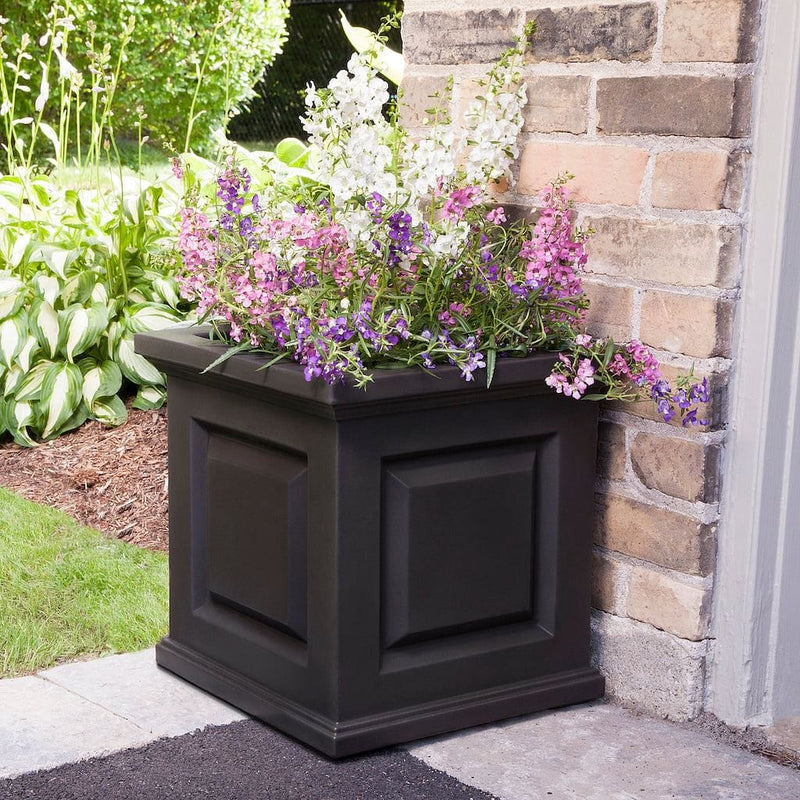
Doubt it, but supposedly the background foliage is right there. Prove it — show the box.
[2,0,289,151]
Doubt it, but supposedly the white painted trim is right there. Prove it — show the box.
[710,0,800,726]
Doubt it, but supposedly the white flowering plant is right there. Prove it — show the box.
[175,26,708,426]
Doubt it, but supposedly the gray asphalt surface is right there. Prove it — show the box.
[0,720,498,800]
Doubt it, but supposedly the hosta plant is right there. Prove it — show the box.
[0,174,192,445]
[175,32,709,426]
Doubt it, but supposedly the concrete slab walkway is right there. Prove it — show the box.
[2,648,799,799]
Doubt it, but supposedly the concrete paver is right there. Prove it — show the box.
[0,649,246,779]
[41,649,247,738]
[406,702,800,800]
[0,675,152,778]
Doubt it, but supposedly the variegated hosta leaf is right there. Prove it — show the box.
[0,315,26,369]
[8,399,37,447]
[29,299,60,358]
[16,335,38,373]
[91,282,109,304]
[59,303,108,362]
[106,320,124,360]
[11,399,34,429]
[0,290,26,322]
[4,365,23,395]
[32,274,61,306]
[60,270,97,306]
[13,359,53,402]
[116,335,164,386]
[0,273,24,298]
[57,402,90,439]
[152,277,180,309]
[90,394,128,427]
[40,361,83,439]
[81,360,122,407]
[0,177,24,204]
[26,244,76,279]
[1,231,32,269]
[126,302,183,333]
[131,384,166,411]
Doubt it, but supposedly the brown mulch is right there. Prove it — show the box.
[0,406,169,551]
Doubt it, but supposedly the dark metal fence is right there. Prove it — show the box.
[227,0,403,144]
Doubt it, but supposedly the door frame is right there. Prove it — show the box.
[710,0,800,726]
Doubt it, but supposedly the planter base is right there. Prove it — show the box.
[156,636,604,758]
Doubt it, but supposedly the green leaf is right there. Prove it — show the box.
[201,340,251,374]
[116,335,164,386]
[602,338,615,367]
[56,401,90,438]
[90,394,128,427]
[274,138,311,168]
[40,361,83,439]
[131,384,166,411]
[339,10,404,85]
[81,360,123,406]
[64,190,86,222]
[486,347,497,388]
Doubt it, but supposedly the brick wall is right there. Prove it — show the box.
[401,0,759,719]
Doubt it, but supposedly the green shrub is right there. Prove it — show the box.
[1,0,289,152]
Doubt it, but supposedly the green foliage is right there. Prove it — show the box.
[229,0,401,142]
[0,170,193,444]
[0,487,168,678]
[1,0,289,152]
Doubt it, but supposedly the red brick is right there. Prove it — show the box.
[585,217,738,288]
[518,141,648,206]
[640,291,735,359]
[594,493,715,575]
[526,3,657,63]
[596,76,747,137]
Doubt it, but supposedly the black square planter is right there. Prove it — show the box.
[136,326,604,757]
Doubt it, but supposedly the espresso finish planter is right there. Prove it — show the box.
[136,325,604,757]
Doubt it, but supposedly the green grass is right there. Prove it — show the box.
[0,487,168,678]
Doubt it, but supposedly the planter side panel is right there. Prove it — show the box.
[334,391,600,722]
[161,376,340,720]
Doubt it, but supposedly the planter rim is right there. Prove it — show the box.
[136,324,560,409]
